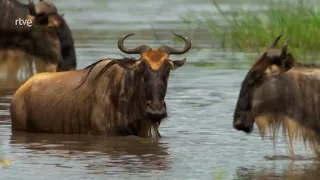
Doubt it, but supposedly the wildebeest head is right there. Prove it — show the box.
[28,0,77,71]
[115,33,191,122]
[233,35,296,133]
[27,0,56,26]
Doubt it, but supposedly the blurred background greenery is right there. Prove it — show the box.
[181,0,320,62]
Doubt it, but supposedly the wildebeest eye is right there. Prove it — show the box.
[271,56,283,65]
[35,13,45,18]
[166,66,170,73]
[143,72,149,81]
[164,61,170,72]
[35,13,49,25]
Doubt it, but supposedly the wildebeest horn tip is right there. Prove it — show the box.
[282,36,290,49]
[284,36,290,45]
[270,34,283,48]
[281,36,290,57]
[160,33,191,55]
[28,0,36,16]
[118,34,151,55]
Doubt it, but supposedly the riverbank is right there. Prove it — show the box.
[182,0,320,62]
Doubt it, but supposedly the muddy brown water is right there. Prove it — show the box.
[1,0,320,179]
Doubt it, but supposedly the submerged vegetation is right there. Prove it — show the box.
[182,0,320,61]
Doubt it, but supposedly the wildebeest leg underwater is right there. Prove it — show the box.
[233,34,320,159]
[10,33,191,138]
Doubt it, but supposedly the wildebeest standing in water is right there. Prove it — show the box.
[10,33,191,138]
[0,0,76,87]
[233,35,320,159]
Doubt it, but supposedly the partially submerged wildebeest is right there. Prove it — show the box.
[10,33,191,138]
[0,0,76,86]
[233,35,320,158]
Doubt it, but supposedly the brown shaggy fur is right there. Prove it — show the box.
[0,0,76,87]
[234,35,320,159]
[10,60,153,136]
[0,26,61,87]
[10,56,183,137]
[10,33,190,138]
[253,64,320,158]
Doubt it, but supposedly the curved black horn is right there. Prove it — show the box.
[28,0,36,16]
[281,37,290,57]
[270,34,282,48]
[159,34,191,55]
[117,34,151,54]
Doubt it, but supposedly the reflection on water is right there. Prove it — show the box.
[1,0,320,179]
[237,162,320,180]
[10,132,170,174]
[0,60,34,89]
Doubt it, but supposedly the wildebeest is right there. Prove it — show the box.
[10,33,191,138]
[233,35,320,158]
[0,0,76,86]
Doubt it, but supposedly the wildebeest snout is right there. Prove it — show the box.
[233,111,254,133]
[146,100,166,117]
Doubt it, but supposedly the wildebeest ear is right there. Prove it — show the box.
[279,37,294,72]
[282,53,295,72]
[169,58,186,70]
[135,60,145,72]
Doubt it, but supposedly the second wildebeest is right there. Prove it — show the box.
[10,33,191,138]
[233,35,320,158]
[0,0,76,87]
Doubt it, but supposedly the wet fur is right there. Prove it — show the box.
[10,58,163,138]
[0,0,30,31]
[0,28,61,62]
[0,0,60,60]
[244,53,320,158]
[53,14,77,71]
[76,57,139,89]
[0,0,76,85]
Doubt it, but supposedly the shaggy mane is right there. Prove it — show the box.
[76,57,139,89]
[255,114,320,159]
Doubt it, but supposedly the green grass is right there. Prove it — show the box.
[213,168,224,180]
[191,61,218,67]
[182,0,320,62]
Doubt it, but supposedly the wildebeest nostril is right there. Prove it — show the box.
[234,118,242,126]
[146,100,165,111]
[146,100,164,110]
[145,100,151,106]
[154,101,163,109]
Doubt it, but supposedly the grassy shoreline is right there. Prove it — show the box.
[182,0,320,62]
